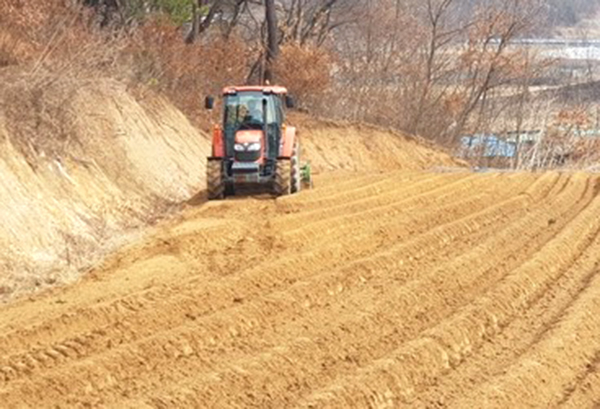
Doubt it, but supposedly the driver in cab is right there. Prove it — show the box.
[243,99,263,124]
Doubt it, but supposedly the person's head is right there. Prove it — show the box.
[248,99,258,112]
[237,105,248,122]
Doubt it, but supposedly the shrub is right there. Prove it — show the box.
[273,43,333,109]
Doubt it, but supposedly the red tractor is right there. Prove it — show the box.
[205,85,309,200]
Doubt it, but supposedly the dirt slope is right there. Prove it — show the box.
[0,77,461,301]
[0,170,599,408]
[0,76,211,300]
[292,114,462,173]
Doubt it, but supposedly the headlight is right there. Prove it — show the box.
[247,142,261,151]
[234,142,261,152]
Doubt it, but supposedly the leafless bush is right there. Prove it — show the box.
[128,20,250,128]
[273,43,332,108]
[2,0,598,165]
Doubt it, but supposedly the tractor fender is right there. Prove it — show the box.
[279,125,297,158]
[212,125,225,157]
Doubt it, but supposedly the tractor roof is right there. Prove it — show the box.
[222,85,288,95]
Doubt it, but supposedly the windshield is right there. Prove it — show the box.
[223,92,278,131]
[222,91,284,159]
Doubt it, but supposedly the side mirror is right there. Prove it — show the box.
[285,95,296,109]
[205,96,215,110]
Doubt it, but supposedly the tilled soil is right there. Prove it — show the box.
[1,170,599,408]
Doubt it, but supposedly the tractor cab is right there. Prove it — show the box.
[205,86,308,200]
[222,88,287,172]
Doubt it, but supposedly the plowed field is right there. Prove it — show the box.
[1,170,600,408]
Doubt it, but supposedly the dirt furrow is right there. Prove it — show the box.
[277,171,431,213]
[32,172,576,403]
[0,172,544,404]
[274,172,461,229]
[276,173,468,233]
[1,171,599,409]
[414,219,600,408]
[113,173,582,407]
[450,266,600,409]
[0,173,525,364]
[0,174,530,388]
[558,351,600,409]
[281,173,502,245]
[299,173,600,408]
[291,174,539,254]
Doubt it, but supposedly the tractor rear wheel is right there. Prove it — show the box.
[274,159,292,196]
[291,142,301,194]
[207,159,225,200]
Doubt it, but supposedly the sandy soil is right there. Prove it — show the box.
[0,170,599,408]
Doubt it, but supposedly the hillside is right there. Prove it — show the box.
[0,75,208,299]
[0,74,461,301]
[292,114,461,173]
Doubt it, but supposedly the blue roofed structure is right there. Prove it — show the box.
[460,134,517,158]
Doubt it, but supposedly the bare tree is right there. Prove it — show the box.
[409,0,457,135]
[264,0,279,83]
